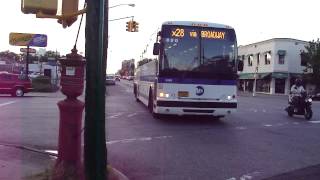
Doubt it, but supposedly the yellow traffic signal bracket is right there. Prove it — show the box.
[21,0,87,28]
[36,8,87,20]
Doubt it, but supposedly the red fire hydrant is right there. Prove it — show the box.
[54,48,85,180]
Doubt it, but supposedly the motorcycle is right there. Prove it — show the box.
[285,92,313,120]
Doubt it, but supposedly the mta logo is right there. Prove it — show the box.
[196,86,204,96]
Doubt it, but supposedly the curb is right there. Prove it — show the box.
[0,143,129,180]
[108,166,129,180]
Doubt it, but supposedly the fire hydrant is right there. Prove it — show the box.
[54,48,85,180]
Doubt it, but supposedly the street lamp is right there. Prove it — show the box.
[109,3,135,9]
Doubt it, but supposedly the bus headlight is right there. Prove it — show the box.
[227,96,232,100]
[159,92,170,98]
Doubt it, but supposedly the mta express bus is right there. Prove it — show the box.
[134,21,243,118]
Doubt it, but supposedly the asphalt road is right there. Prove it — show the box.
[107,80,320,180]
[0,81,320,180]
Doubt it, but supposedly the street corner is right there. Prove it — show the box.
[0,144,54,180]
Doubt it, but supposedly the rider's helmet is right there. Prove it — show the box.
[295,78,302,86]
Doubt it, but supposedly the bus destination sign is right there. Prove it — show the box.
[171,28,226,39]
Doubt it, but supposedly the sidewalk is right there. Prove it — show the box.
[238,91,288,99]
[0,144,54,180]
[0,143,129,180]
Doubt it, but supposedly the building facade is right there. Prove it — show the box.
[238,38,308,95]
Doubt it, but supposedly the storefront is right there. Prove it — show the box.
[238,72,301,95]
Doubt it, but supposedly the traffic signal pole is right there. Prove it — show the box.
[84,0,108,179]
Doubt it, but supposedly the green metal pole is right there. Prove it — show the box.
[84,0,108,179]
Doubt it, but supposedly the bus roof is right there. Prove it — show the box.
[162,21,234,29]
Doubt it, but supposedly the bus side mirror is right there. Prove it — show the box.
[238,60,244,71]
[153,43,160,55]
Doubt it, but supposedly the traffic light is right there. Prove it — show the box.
[132,21,139,32]
[126,21,133,32]
[21,0,58,15]
[58,0,79,28]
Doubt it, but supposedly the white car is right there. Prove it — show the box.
[106,74,116,85]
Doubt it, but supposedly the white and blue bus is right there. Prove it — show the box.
[134,21,243,118]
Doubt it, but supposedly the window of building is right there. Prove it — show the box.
[277,50,286,65]
[278,54,285,64]
[264,51,271,65]
[248,55,253,66]
[257,53,260,66]
[300,51,308,66]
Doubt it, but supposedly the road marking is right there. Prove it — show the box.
[309,121,320,124]
[106,135,172,145]
[0,101,16,108]
[226,171,261,180]
[108,113,124,119]
[127,113,138,117]
[235,126,247,130]
[262,109,267,113]
[263,124,273,127]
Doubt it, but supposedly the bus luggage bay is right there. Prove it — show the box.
[134,21,243,118]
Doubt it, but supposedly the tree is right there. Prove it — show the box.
[39,50,60,62]
[0,50,20,64]
[137,58,153,67]
[302,39,320,92]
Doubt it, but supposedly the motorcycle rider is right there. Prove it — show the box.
[290,78,306,108]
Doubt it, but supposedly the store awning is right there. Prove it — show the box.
[238,73,255,79]
[238,73,271,80]
[289,73,302,78]
[257,73,271,79]
[272,72,288,79]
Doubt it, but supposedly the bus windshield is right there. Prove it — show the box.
[160,25,237,79]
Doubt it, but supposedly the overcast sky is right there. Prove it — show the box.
[1,0,319,73]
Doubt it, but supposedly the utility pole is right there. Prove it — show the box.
[26,45,30,76]
[84,0,108,179]
[253,66,258,96]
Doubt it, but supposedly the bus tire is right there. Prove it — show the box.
[134,85,140,102]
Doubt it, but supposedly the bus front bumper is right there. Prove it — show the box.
[154,100,237,116]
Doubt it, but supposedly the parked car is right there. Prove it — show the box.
[128,76,134,81]
[115,75,120,81]
[28,71,41,79]
[0,72,33,97]
[312,93,320,101]
[106,74,116,85]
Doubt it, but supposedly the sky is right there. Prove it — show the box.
[1,0,319,73]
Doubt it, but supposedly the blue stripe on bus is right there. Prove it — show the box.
[158,77,236,85]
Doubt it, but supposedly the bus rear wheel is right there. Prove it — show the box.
[134,85,140,102]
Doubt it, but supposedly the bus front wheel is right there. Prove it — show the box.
[148,90,160,119]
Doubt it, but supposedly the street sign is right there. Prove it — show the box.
[9,33,47,47]
[20,48,36,53]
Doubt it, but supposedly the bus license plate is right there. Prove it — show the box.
[178,91,189,97]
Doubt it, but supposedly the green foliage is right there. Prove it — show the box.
[0,50,20,63]
[138,58,153,67]
[31,76,59,92]
[302,39,320,91]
